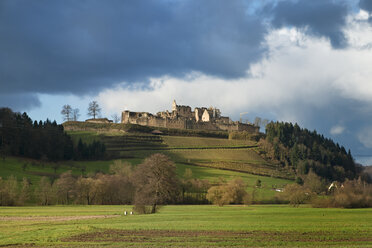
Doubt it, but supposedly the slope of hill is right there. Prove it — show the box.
[66,128,294,179]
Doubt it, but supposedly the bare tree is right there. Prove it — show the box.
[132,154,180,214]
[87,101,101,119]
[35,177,54,205]
[61,105,72,121]
[0,175,18,206]
[18,177,31,205]
[54,171,76,204]
[111,113,121,123]
[75,177,98,205]
[72,108,80,121]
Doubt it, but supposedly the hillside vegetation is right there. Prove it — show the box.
[66,129,293,179]
[0,108,105,161]
[258,122,359,182]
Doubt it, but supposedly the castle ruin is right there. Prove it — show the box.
[121,100,259,133]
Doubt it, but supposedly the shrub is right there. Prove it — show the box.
[206,186,225,206]
[278,183,313,207]
[206,178,249,206]
[303,170,326,194]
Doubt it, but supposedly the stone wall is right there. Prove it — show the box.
[148,116,167,128]
[176,105,193,118]
[185,120,219,131]
[166,119,186,129]
[121,103,259,134]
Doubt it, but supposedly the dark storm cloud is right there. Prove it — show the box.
[0,93,41,112]
[0,0,265,98]
[359,0,372,12]
[359,0,372,23]
[267,0,349,48]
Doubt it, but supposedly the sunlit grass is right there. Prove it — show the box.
[0,205,371,247]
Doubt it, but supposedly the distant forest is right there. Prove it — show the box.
[259,122,362,182]
[0,108,105,161]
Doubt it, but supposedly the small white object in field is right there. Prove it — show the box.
[124,211,127,216]
[130,211,133,215]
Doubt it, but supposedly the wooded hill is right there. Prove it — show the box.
[0,108,105,161]
[257,122,362,182]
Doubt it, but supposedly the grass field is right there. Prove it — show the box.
[0,205,371,247]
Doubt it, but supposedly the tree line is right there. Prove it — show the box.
[0,108,105,161]
[278,170,372,208]
[259,122,361,182]
[1,153,370,209]
[0,154,250,211]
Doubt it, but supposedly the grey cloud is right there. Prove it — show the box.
[278,98,372,158]
[0,0,265,97]
[0,93,41,111]
[267,0,349,48]
[359,0,372,12]
[359,0,372,23]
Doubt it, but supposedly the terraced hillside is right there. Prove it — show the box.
[67,130,294,179]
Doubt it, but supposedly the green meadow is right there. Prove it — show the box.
[0,205,371,247]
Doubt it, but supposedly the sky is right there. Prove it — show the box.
[1,0,372,164]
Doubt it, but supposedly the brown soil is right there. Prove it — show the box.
[63,229,372,244]
[0,215,119,222]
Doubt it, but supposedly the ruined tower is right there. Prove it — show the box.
[172,100,177,112]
